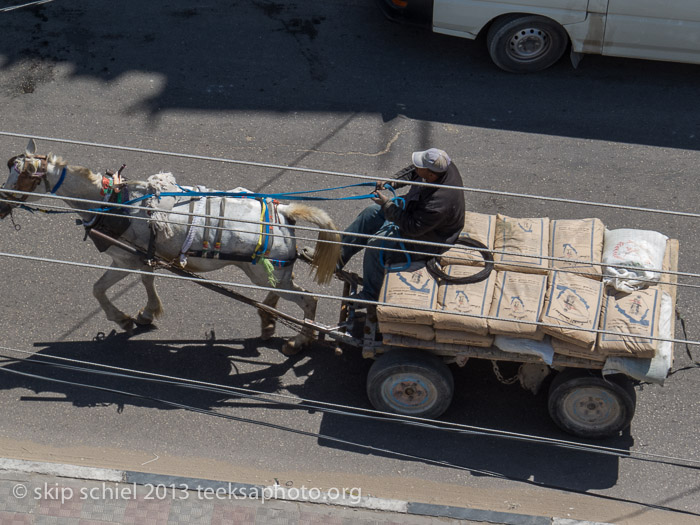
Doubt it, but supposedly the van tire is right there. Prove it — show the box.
[487,15,568,73]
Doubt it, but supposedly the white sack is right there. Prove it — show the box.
[602,228,668,292]
[493,335,554,365]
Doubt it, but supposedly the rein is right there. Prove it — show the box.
[114,182,381,209]
[8,170,420,273]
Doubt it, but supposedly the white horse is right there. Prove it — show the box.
[1,139,341,355]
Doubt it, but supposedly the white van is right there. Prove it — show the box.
[376,0,700,72]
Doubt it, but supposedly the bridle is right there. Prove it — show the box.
[3,154,65,203]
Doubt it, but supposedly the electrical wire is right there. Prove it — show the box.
[0,0,54,13]
[2,130,700,219]
[1,343,698,469]
[0,359,697,518]
[1,191,694,286]
[0,249,697,348]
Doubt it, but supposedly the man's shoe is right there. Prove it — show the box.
[345,289,376,309]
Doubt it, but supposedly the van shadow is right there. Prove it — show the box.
[2,1,699,150]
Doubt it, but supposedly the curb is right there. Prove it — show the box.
[0,457,611,525]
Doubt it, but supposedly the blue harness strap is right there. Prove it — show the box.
[251,198,274,264]
[50,167,66,194]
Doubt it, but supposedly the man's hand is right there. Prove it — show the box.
[371,188,390,206]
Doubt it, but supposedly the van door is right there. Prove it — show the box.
[433,0,589,39]
[603,0,700,64]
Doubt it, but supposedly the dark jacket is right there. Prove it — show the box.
[382,163,465,255]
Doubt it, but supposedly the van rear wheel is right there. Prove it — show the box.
[487,15,568,73]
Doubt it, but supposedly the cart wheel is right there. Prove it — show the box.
[548,370,636,439]
[367,350,454,419]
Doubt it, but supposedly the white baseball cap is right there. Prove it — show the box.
[412,148,451,173]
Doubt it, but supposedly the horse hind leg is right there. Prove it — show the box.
[241,264,317,355]
[279,280,318,357]
[258,291,279,340]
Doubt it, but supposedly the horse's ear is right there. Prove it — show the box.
[26,139,37,156]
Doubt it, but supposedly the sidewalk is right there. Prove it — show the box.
[0,458,606,525]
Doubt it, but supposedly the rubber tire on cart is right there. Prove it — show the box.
[547,369,636,439]
[367,349,454,420]
[486,15,568,73]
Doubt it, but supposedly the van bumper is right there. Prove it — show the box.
[375,0,434,28]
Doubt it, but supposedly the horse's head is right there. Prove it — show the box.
[0,139,50,218]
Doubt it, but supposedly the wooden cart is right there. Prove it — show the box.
[330,240,680,440]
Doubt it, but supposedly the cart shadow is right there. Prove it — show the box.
[0,333,631,492]
[304,358,634,492]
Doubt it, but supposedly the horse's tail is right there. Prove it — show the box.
[284,203,341,285]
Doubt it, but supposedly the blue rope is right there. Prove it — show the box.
[378,186,411,271]
[378,226,412,272]
[126,182,378,206]
[21,182,382,216]
[86,182,381,214]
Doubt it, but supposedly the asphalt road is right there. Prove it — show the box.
[0,1,699,523]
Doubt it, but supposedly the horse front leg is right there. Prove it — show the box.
[135,272,163,326]
[93,263,136,332]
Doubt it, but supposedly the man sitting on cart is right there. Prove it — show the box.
[336,148,466,303]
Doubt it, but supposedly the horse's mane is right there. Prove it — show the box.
[48,153,101,183]
[146,172,178,192]
[144,172,179,239]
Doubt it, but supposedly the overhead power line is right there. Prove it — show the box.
[0,191,692,284]
[0,354,697,518]
[2,130,700,218]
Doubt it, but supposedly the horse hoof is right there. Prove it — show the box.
[118,318,135,333]
[260,325,276,341]
[281,341,304,356]
[135,312,154,326]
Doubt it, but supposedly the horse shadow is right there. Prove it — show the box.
[0,330,301,413]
